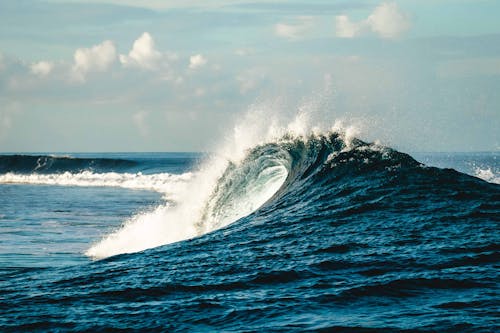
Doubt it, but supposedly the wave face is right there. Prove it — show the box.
[84,133,425,259]
[1,133,499,331]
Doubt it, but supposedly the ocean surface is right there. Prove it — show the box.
[0,133,498,332]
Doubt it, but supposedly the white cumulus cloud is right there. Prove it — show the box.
[274,17,313,40]
[120,32,162,70]
[335,2,410,39]
[189,54,207,70]
[335,15,362,38]
[71,40,116,82]
[31,61,54,77]
[367,2,411,38]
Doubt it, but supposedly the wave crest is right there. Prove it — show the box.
[85,128,420,259]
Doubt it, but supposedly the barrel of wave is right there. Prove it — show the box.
[85,149,290,259]
[198,148,290,233]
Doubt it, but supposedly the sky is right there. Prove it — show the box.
[0,0,499,152]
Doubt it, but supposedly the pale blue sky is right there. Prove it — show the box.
[0,0,499,152]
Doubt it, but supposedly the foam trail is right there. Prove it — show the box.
[0,171,193,196]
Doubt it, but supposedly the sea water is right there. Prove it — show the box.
[0,135,498,332]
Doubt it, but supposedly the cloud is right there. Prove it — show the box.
[120,32,162,70]
[0,52,5,71]
[234,48,253,56]
[274,16,313,40]
[71,40,116,82]
[195,87,206,97]
[335,15,362,38]
[367,2,410,38]
[30,61,54,77]
[189,54,207,70]
[335,2,410,39]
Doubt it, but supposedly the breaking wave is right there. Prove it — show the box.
[84,128,419,259]
[1,114,497,260]
[0,155,137,174]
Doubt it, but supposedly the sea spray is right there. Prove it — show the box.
[85,110,362,259]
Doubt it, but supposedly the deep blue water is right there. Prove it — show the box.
[0,135,498,332]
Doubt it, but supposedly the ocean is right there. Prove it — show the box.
[0,133,498,332]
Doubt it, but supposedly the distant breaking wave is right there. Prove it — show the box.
[0,155,138,174]
[85,131,422,259]
[0,171,192,195]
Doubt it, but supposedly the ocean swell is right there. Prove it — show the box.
[86,131,431,259]
[1,125,497,261]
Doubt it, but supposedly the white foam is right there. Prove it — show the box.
[474,167,500,184]
[0,171,193,198]
[85,204,199,258]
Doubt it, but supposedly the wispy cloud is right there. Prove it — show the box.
[189,54,207,70]
[335,15,362,38]
[30,61,54,77]
[120,32,163,70]
[274,16,313,40]
[234,48,253,57]
[71,40,117,82]
[335,2,410,39]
